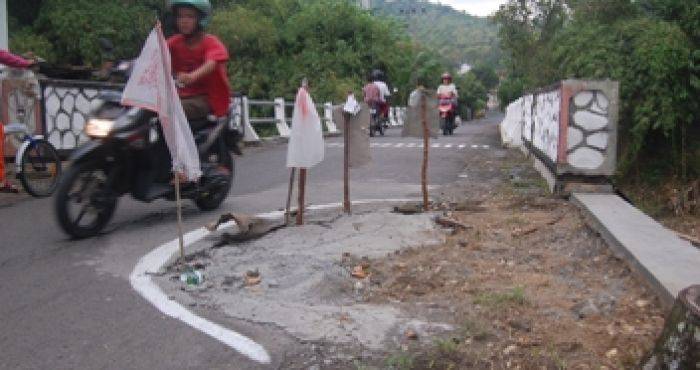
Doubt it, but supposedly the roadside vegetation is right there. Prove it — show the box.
[8,0,493,113]
[492,0,699,226]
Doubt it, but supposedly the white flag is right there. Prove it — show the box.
[286,87,324,168]
[121,26,201,181]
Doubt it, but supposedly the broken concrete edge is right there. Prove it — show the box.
[129,198,421,363]
[571,193,677,309]
[531,155,613,196]
[244,131,342,147]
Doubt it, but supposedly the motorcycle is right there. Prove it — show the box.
[54,60,243,238]
[369,102,385,137]
[438,93,456,135]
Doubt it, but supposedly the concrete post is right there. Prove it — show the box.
[241,96,260,143]
[273,97,290,138]
[323,102,338,134]
[389,107,398,126]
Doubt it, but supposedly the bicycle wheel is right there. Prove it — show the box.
[19,139,62,197]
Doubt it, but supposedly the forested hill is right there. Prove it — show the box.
[371,0,501,68]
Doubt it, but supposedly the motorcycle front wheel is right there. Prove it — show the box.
[195,146,233,211]
[55,163,118,239]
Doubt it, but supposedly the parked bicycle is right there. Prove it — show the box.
[3,97,61,197]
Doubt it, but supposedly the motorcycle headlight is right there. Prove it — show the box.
[86,118,115,138]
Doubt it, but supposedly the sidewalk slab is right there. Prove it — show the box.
[572,193,700,307]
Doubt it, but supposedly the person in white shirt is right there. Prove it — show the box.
[372,69,391,121]
[437,72,458,100]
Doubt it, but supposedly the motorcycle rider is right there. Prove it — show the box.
[372,69,391,123]
[437,72,458,105]
[167,0,230,129]
[362,74,381,108]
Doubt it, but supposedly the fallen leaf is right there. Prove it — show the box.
[512,226,538,237]
[245,269,261,286]
[503,344,518,355]
[351,265,368,279]
[404,329,418,340]
[605,348,618,359]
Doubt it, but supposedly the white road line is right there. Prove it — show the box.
[471,144,479,149]
[381,143,393,148]
[444,144,453,148]
[130,228,272,364]
[370,143,380,147]
[458,144,466,149]
[431,144,441,148]
[406,143,416,148]
[395,143,404,148]
[130,198,421,364]
[481,145,490,149]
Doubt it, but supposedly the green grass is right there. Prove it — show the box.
[386,352,414,370]
[434,338,459,354]
[460,318,491,341]
[473,286,528,307]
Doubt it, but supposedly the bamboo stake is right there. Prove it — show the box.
[343,112,351,214]
[175,174,185,262]
[285,168,296,225]
[296,168,307,225]
[420,93,429,210]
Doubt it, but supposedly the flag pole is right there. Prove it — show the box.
[175,173,185,262]
[285,168,296,225]
[296,168,306,225]
[420,92,429,210]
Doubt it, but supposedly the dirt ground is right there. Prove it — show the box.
[161,145,668,369]
[354,150,667,369]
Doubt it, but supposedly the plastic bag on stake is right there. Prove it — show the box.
[286,87,324,168]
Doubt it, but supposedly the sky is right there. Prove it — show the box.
[429,0,508,17]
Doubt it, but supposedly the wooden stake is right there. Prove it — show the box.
[175,174,185,262]
[420,93,429,210]
[343,112,351,214]
[296,168,307,225]
[285,168,296,225]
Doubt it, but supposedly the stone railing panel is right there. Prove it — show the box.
[499,79,619,192]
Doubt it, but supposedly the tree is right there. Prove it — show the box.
[454,72,487,112]
[31,0,153,66]
[470,63,499,90]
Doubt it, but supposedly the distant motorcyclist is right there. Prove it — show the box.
[437,72,458,104]
[437,73,458,135]
[372,69,391,121]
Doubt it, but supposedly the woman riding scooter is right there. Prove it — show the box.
[437,72,458,135]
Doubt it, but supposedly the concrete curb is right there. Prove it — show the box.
[129,198,420,363]
[572,193,700,308]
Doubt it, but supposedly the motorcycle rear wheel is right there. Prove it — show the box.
[55,163,118,239]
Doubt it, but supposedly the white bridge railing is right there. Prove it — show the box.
[233,96,406,143]
[3,73,407,151]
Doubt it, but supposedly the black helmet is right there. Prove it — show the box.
[371,69,384,81]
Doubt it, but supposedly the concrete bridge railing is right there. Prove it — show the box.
[238,96,406,143]
[500,79,619,193]
[0,74,408,153]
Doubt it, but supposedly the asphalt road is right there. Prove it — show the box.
[0,112,503,369]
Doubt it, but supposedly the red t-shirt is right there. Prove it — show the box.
[167,34,231,117]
